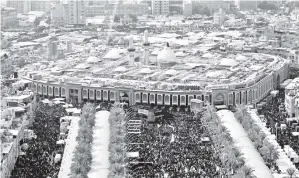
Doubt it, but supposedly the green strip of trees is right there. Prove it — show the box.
[203,105,255,178]
[108,103,126,178]
[70,103,95,178]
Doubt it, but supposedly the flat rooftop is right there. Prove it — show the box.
[18,31,288,91]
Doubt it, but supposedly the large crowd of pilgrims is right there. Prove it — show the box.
[258,89,299,169]
[10,102,67,178]
[8,86,299,177]
[125,105,223,178]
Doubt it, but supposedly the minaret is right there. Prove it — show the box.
[143,30,150,65]
[128,35,135,66]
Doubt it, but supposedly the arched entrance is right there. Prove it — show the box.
[120,92,129,104]
[214,93,225,105]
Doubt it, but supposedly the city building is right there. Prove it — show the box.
[0,106,27,178]
[239,0,262,11]
[30,0,57,13]
[6,0,57,14]
[6,0,31,14]
[63,0,86,26]
[183,1,192,16]
[86,3,148,17]
[213,8,225,26]
[285,77,299,117]
[152,0,169,15]
[193,0,231,11]
[51,2,64,27]
[1,6,17,28]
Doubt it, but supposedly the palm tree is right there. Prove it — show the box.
[232,165,256,178]
[109,163,124,176]
[110,144,124,154]
[110,152,124,164]
[286,167,297,178]
[232,147,245,168]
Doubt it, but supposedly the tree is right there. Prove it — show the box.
[286,167,297,178]
[34,17,41,26]
[109,163,124,176]
[260,141,279,168]
[128,14,137,23]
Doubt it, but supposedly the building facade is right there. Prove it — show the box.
[1,7,17,28]
[152,0,169,15]
[183,2,192,16]
[7,0,57,13]
[26,61,288,108]
[63,0,86,26]
[51,2,64,27]
[193,0,230,11]
[239,0,262,11]
[213,8,225,26]
[6,0,31,13]
[86,3,147,17]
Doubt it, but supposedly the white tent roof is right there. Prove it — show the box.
[139,68,152,74]
[235,54,247,61]
[103,49,121,59]
[114,66,127,72]
[151,48,160,56]
[86,56,101,63]
[219,58,238,67]
[217,110,274,178]
[202,52,213,58]
[175,51,187,57]
[42,99,51,104]
[165,69,178,75]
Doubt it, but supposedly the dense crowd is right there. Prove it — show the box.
[10,102,67,178]
[258,89,299,168]
[126,105,221,178]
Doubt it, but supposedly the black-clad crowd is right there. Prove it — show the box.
[258,89,299,168]
[126,105,222,178]
[10,103,67,178]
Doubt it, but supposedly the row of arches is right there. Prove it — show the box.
[134,92,211,106]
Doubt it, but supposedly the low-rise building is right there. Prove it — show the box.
[1,6,17,28]
[0,107,27,178]
[285,77,299,117]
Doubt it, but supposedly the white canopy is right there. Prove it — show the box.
[235,54,247,61]
[219,58,238,67]
[114,66,127,72]
[139,68,152,74]
[42,99,51,104]
[103,49,121,59]
[164,69,178,76]
[86,56,101,63]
